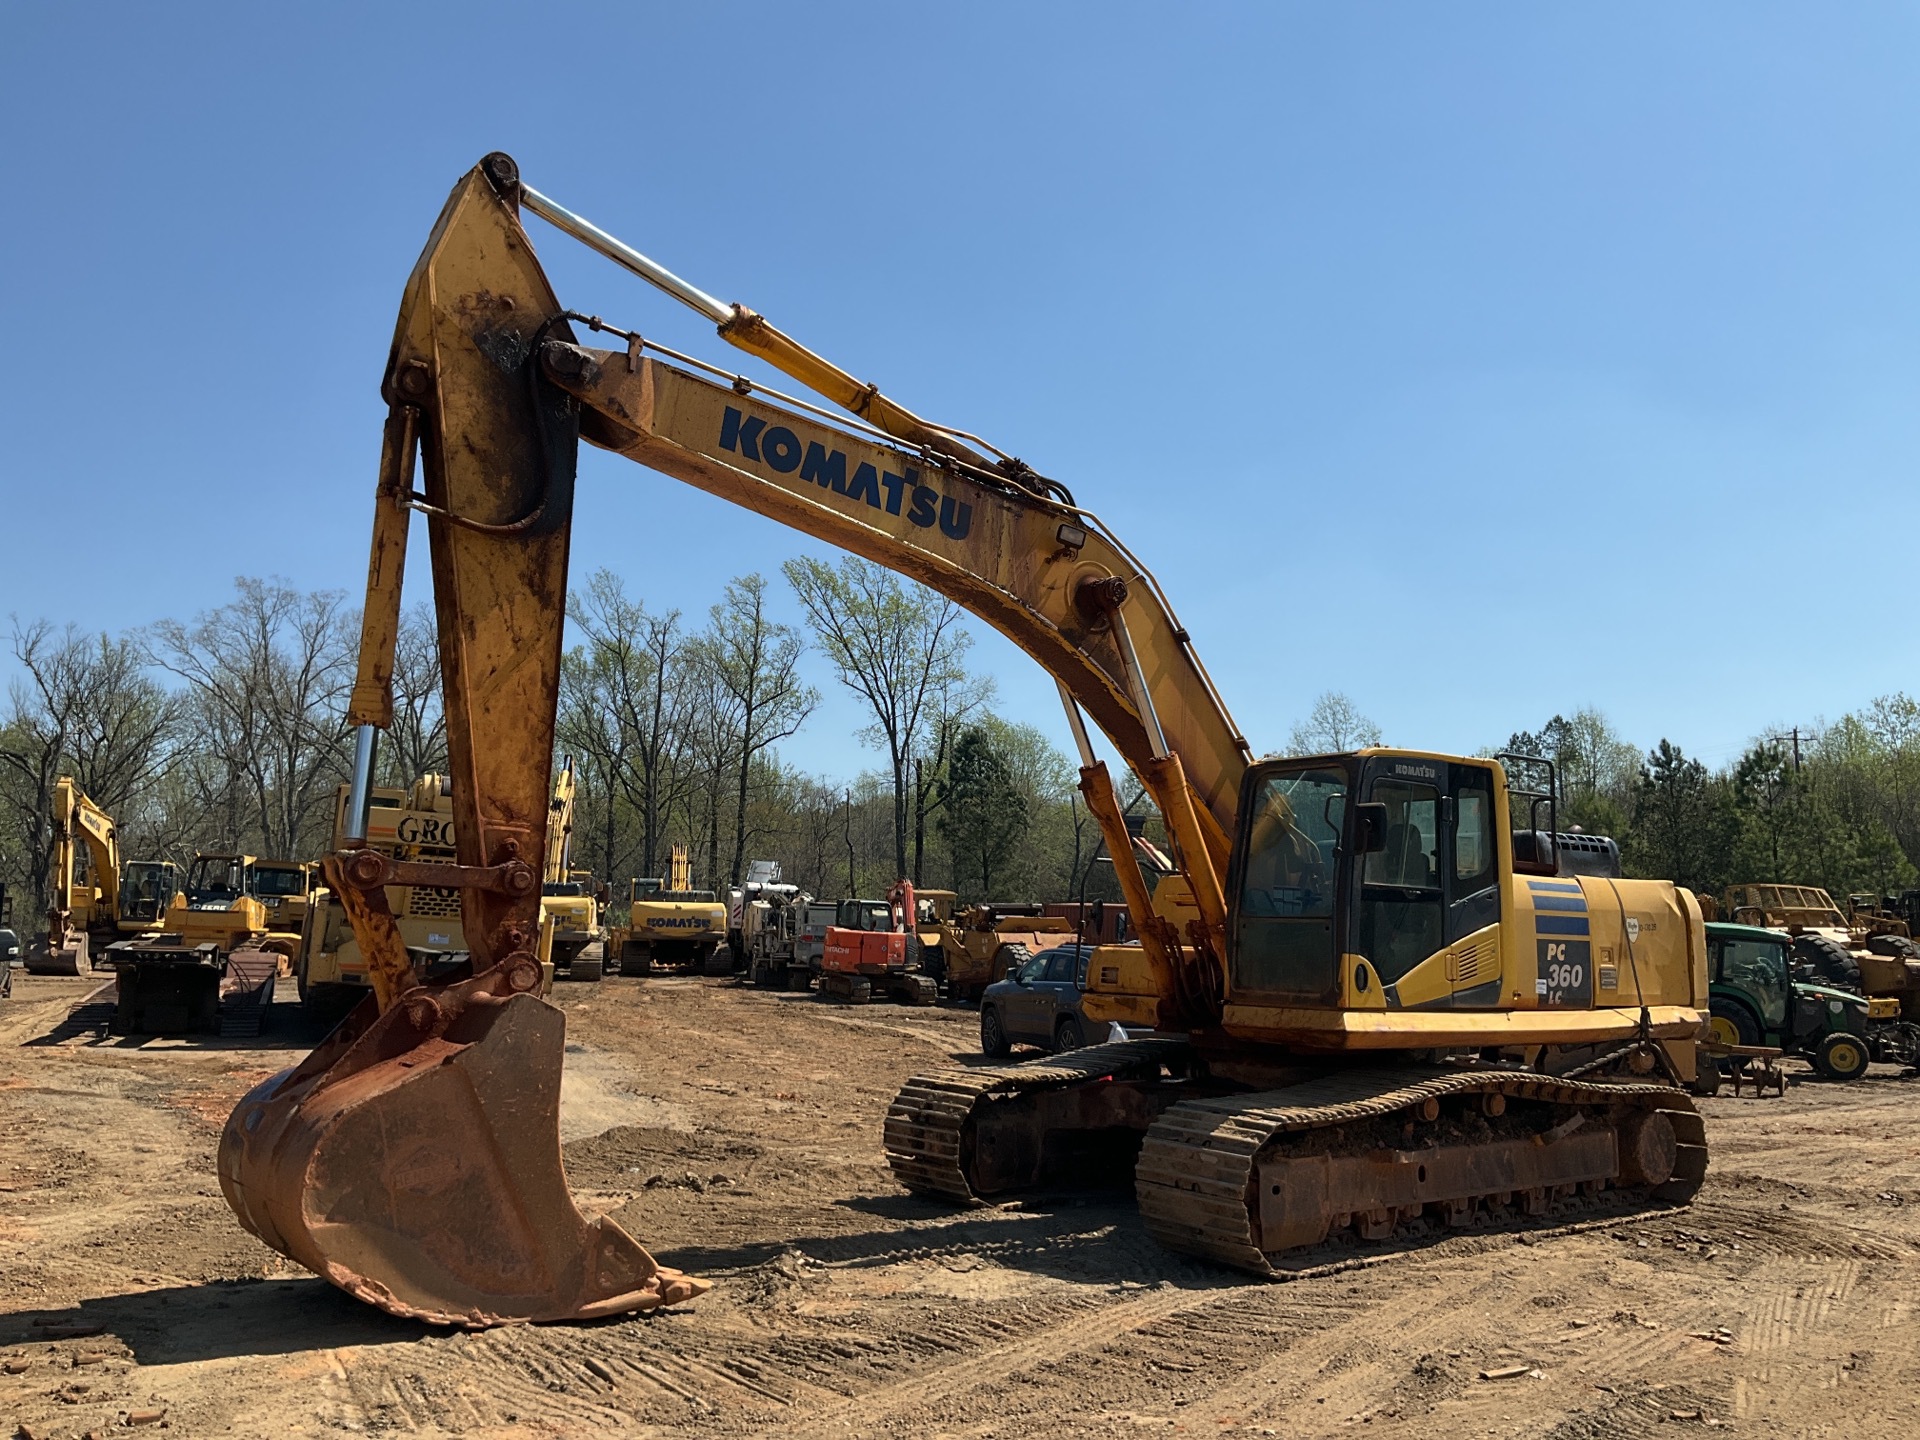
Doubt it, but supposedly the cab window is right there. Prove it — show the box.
[1713,935,1788,1028]
[1447,766,1500,943]
[1356,776,1442,984]
[1233,765,1345,1002]
[1455,784,1492,886]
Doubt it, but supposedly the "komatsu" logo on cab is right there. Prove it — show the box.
[719,406,973,541]
[646,916,712,930]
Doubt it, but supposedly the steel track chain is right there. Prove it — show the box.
[883,1037,1193,1203]
[1135,1068,1707,1275]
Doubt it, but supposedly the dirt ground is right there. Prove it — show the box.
[3,970,1919,1440]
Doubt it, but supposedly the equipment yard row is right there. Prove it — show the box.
[3,969,1916,1439]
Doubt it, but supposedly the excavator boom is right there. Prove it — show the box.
[27,777,121,976]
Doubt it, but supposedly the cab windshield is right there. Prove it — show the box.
[1233,763,1347,1002]
[253,867,308,898]
[186,856,249,907]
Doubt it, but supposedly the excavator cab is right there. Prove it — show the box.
[1231,753,1505,1006]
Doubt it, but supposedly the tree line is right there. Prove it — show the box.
[11,575,1911,940]
[0,563,1125,931]
[1286,692,1920,902]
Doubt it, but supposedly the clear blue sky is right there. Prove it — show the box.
[3,4,1915,780]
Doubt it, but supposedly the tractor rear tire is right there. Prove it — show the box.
[1708,1003,1761,1051]
[1815,1030,1871,1082]
[1792,934,1860,989]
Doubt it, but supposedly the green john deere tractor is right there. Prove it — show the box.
[1707,922,1875,1081]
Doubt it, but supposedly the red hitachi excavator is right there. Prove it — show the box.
[820,879,938,1005]
[218,154,1709,1327]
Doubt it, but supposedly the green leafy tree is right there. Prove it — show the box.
[1503,708,1636,836]
[1625,740,1735,891]
[938,726,1029,899]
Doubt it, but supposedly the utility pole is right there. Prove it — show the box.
[1764,728,1804,773]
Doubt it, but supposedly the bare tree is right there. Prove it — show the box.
[693,575,818,886]
[0,620,182,914]
[557,645,632,885]
[148,578,355,859]
[783,556,971,880]
[569,570,696,880]
[1283,691,1383,757]
[384,603,447,785]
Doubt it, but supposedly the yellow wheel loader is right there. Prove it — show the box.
[26,776,180,975]
[218,155,1708,1327]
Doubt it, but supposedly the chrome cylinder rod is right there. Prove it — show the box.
[1056,680,1098,769]
[342,725,380,845]
[520,183,732,324]
[1107,610,1170,761]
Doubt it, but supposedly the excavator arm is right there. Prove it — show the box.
[66,781,122,921]
[219,153,1249,1326]
[546,758,577,888]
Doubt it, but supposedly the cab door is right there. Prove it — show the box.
[1444,764,1502,1004]
[1354,767,1444,990]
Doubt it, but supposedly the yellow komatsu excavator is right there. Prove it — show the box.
[27,776,179,975]
[218,154,1709,1327]
[537,757,607,981]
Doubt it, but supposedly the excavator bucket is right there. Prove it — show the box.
[23,931,86,976]
[217,975,708,1325]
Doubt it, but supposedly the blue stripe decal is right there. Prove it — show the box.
[1532,895,1588,912]
[1536,916,1591,936]
[1527,880,1583,894]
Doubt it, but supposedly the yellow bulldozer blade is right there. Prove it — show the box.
[217,977,708,1326]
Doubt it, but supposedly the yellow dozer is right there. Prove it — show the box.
[104,852,305,1035]
[218,155,1707,1327]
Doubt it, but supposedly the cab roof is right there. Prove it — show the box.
[1705,921,1789,944]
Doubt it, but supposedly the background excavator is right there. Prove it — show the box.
[218,154,1709,1327]
[606,844,730,976]
[537,758,609,982]
[26,776,179,975]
